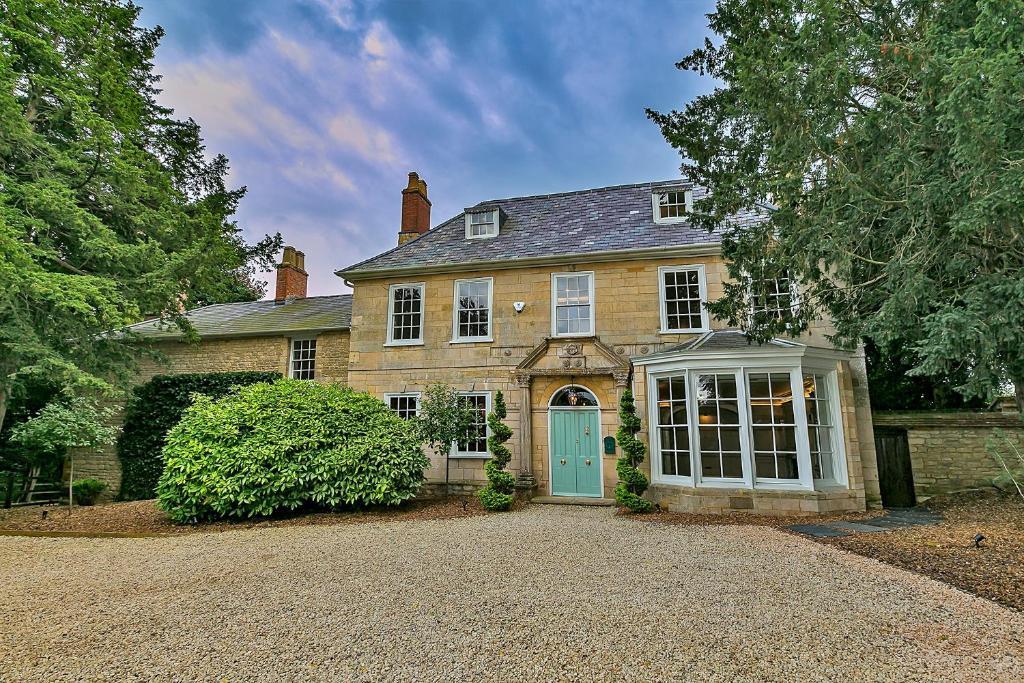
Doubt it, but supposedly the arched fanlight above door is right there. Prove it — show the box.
[549,385,599,407]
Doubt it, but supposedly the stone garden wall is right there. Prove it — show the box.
[872,410,1024,496]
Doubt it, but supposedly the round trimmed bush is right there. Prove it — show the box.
[156,380,429,523]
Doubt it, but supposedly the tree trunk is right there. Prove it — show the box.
[1015,379,1024,417]
[0,385,7,436]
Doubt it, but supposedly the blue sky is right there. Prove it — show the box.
[139,0,717,296]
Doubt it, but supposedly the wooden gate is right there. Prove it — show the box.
[874,428,916,508]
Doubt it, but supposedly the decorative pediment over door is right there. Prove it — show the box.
[512,336,630,386]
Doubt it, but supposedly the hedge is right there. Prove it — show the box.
[156,380,429,523]
[116,371,281,500]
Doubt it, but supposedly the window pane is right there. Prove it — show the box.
[748,372,799,480]
[390,286,423,341]
[662,267,704,330]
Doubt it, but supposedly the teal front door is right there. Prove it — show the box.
[550,409,602,497]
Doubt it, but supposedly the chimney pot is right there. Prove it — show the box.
[399,171,431,246]
[275,245,308,300]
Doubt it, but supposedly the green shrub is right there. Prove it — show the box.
[116,371,280,500]
[156,380,430,523]
[478,391,515,511]
[614,388,653,513]
[72,478,108,505]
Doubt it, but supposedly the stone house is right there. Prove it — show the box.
[99,172,881,514]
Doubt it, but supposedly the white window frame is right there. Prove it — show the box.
[451,277,494,343]
[652,188,694,224]
[289,337,317,380]
[691,369,750,487]
[645,353,849,493]
[746,367,810,488]
[551,271,596,338]
[803,369,848,487]
[658,265,709,334]
[465,210,499,239]
[449,391,492,459]
[385,282,425,347]
[747,273,801,322]
[651,371,694,486]
[384,392,421,420]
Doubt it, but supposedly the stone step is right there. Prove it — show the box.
[531,496,616,507]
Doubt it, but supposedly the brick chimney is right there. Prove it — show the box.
[275,246,308,300]
[398,171,431,245]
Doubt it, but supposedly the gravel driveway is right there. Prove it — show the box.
[1,505,1022,682]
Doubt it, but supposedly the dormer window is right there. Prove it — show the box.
[652,189,693,224]
[465,208,500,239]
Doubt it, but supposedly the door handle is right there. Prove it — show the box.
[585,459,592,466]
[560,458,566,465]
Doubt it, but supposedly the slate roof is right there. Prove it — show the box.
[124,294,352,340]
[338,181,770,278]
[666,329,803,353]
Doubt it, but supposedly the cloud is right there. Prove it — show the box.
[282,158,356,192]
[270,30,313,72]
[327,111,401,165]
[310,0,355,30]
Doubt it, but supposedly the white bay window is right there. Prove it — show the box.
[638,339,848,492]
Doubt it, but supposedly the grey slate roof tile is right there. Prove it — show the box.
[338,181,769,277]
[125,294,352,340]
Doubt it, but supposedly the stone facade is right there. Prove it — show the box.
[346,251,880,513]
[70,331,350,500]
[872,411,1024,496]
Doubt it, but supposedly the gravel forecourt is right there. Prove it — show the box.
[1,505,1022,682]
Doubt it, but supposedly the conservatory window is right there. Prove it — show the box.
[656,376,691,477]
[696,373,743,479]
[804,373,837,481]
[748,372,800,480]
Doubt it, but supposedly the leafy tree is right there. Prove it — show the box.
[10,396,119,508]
[416,384,476,455]
[865,340,986,411]
[0,0,282,433]
[649,0,1024,411]
[479,391,515,511]
[615,388,653,513]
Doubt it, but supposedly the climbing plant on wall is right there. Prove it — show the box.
[478,391,515,511]
[615,388,653,513]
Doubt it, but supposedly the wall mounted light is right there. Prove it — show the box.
[513,301,526,313]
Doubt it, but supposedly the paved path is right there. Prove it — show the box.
[788,507,944,538]
[1,506,1022,682]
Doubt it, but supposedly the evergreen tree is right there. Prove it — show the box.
[478,391,515,511]
[615,388,653,513]
[0,0,282,433]
[650,0,1024,411]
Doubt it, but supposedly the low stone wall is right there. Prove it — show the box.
[872,411,1024,496]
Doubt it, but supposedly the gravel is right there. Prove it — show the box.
[1,505,1022,682]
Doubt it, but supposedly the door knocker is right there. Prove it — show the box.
[584,425,590,436]
[585,459,592,466]
[560,458,567,465]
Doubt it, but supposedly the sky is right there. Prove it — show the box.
[138,0,718,297]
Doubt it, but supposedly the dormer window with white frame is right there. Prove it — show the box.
[465,208,499,239]
[652,188,693,224]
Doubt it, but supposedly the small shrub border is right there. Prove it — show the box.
[116,371,281,500]
[614,388,653,512]
[478,391,515,511]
